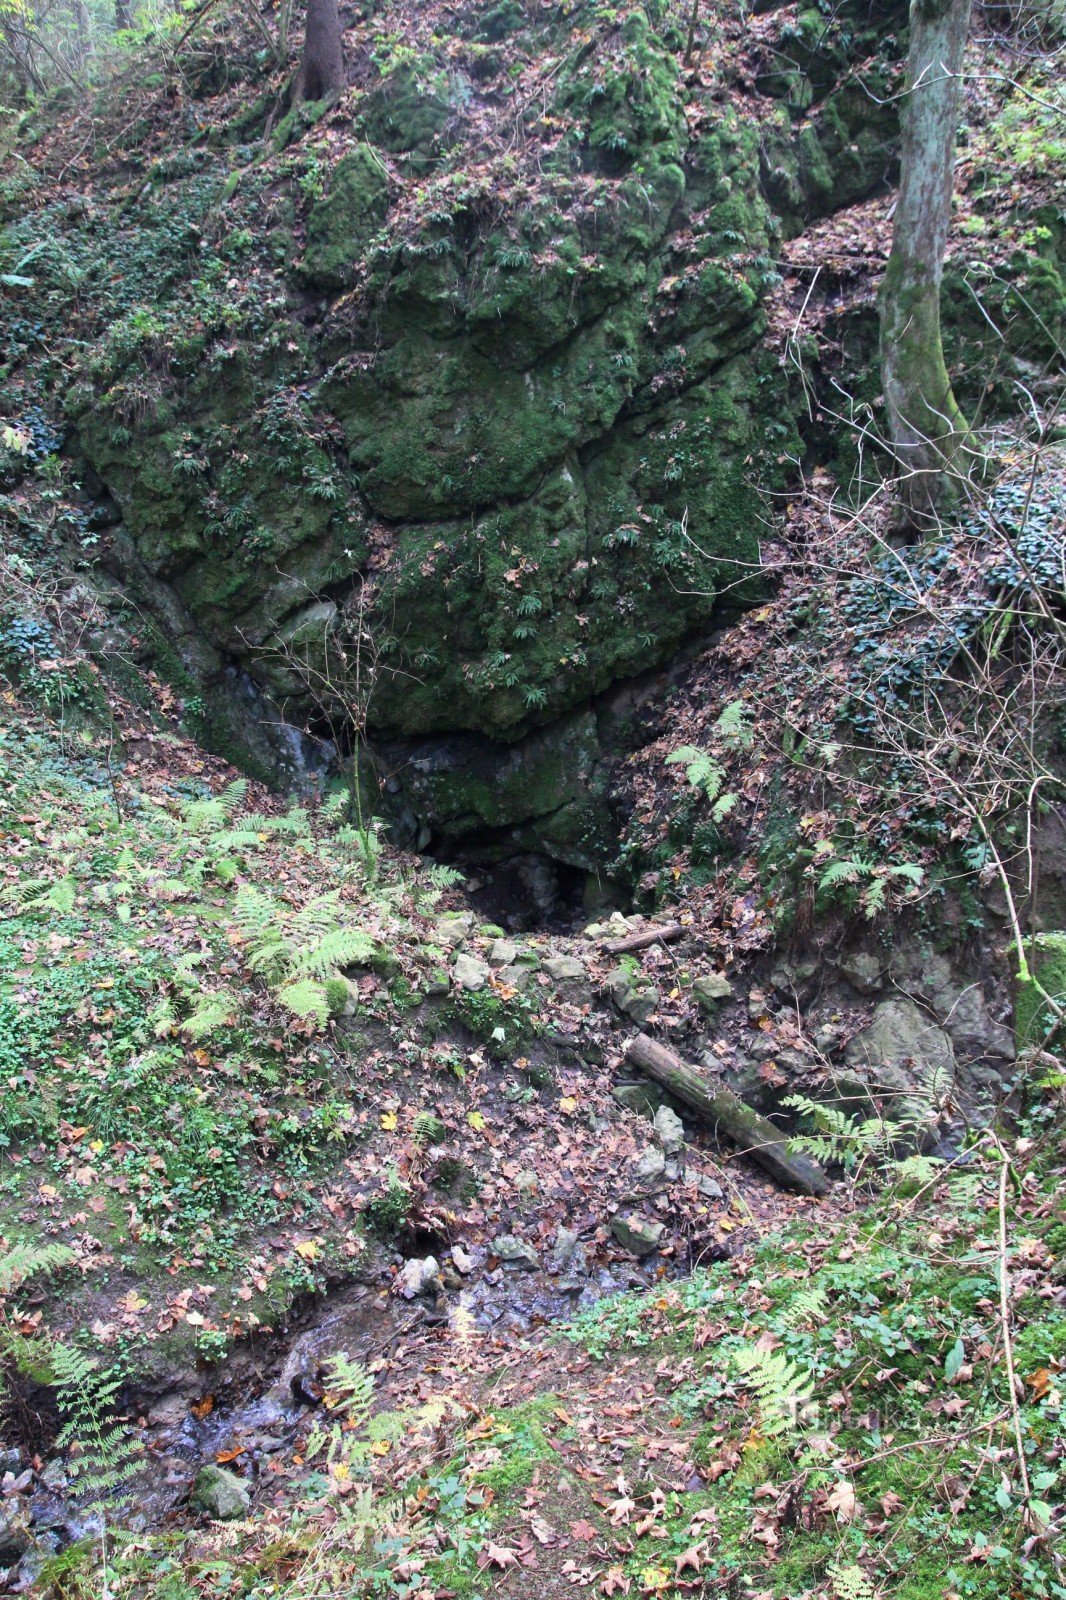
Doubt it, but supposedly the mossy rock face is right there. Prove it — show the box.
[380,709,615,868]
[1015,933,1066,1057]
[301,148,391,288]
[59,0,912,833]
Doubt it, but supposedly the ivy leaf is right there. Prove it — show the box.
[944,1337,965,1382]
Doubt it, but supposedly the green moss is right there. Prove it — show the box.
[301,146,391,289]
[1015,931,1066,1054]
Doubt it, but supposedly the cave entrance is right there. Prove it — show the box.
[425,847,627,934]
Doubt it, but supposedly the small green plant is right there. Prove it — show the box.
[816,854,924,919]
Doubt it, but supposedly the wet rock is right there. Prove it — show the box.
[606,969,658,1025]
[396,1256,441,1300]
[452,952,489,991]
[844,998,955,1095]
[838,950,884,995]
[497,962,533,989]
[610,1214,665,1258]
[147,1390,194,1429]
[434,914,474,947]
[191,1465,250,1522]
[450,1244,475,1275]
[630,1147,667,1191]
[492,1234,540,1269]
[544,954,586,982]
[550,1226,582,1271]
[0,1449,22,1475]
[488,938,519,967]
[653,1104,685,1156]
[612,1081,664,1117]
[422,967,451,996]
[768,958,819,999]
[692,973,733,1011]
[0,1512,30,1563]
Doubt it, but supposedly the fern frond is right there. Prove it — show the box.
[818,857,872,889]
[714,698,753,749]
[711,791,738,823]
[780,1285,828,1330]
[828,1562,876,1600]
[181,993,238,1039]
[734,1342,813,1435]
[0,1241,73,1294]
[276,979,329,1025]
[322,1352,374,1426]
[289,927,376,978]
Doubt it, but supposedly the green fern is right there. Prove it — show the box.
[181,992,238,1039]
[277,978,330,1025]
[52,1341,139,1499]
[288,926,376,978]
[780,1284,829,1330]
[734,1342,814,1436]
[665,745,726,803]
[0,1241,73,1294]
[713,698,754,749]
[828,1563,876,1600]
[322,1351,375,1425]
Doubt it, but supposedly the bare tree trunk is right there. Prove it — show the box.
[292,0,344,104]
[115,0,132,29]
[880,0,978,519]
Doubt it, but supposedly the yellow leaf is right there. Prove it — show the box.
[184,1310,205,1326]
[380,1111,398,1131]
[639,1566,669,1592]
[370,1438,391,1456]
[559,1096,578,1114]
[295,1240,321,1261]
[467,1110,486,1131]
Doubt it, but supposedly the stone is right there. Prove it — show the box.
[0,1513,30,1563]
[488,938,519,967]
[653,1104,685,1156]
[607,969,658,1025]
[838,951,884,995]
[435,914,475,948]
[514,1169,539,1198]
[939,985,1015,1061]
[550,1226,582,1271]
[610,1214,666,1258]
[696,1174,725,1200]
[612,1081,664,1117]
[768,958,819,998]
[492,1234,540,1269]
[692,973,733,1011]
[496,963,532,990]
[630,1146,667,1190]
[452,953,489,991]
[844,998,955,1095]
[544,954,587,982]
[395,1256,441,1299]
[450,1244,475,1275]
[422,967,451,995]
[192,1465,251,1522]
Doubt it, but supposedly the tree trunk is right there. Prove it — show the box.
[292,0,345,104]
[880,0,977,519]
[115,0,131,30]
[625,1033,830,1196]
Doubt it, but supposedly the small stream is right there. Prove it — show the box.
[6,1242,659,1584]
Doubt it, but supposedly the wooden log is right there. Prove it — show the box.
[602,922,684,955]
[625,1032,830,1197]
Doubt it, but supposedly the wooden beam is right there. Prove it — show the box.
[625,1032,830,1197]
[602,923,684,956]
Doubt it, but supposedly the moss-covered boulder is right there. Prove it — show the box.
[301,148,391,289]
[1015,934,1066,1057]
